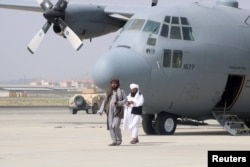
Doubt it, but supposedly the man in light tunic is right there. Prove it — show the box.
[98,78,126,146]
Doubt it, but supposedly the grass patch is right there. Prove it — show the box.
[0,97,68,106]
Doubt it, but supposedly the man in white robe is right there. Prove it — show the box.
[123,83,144,144]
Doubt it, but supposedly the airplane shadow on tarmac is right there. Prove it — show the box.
[173,131,229,136]
[139,130,229,136]
[120,142,173,147]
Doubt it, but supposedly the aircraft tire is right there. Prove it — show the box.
[71,109,78,114]
[155,113,177,135]
[74,95,86,107]
[142,114,156,134]
[92,103,98,114]
[243,119,250,128]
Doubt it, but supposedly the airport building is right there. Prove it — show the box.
[0,85,79,98]
[0,80,95,98]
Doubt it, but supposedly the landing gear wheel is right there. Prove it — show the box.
[155,113,177,135]
[142,113,156,134]
[92,103,98,114]
[71,109,78,114]
[243,119,250,128]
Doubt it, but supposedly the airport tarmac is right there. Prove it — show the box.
[0,107,249,167]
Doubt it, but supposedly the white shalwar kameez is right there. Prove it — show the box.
[123,85,144,139]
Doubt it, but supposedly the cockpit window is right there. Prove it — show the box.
[120,19,133,33]
[128,19,146,31]
[163,49,171,67]
[170,26,181,39]
[160,16,194,41]
[182,27,194,40]
[143,20,161,35]
[181,17,189,25]
[147,37,157,46]
[173,50,183,68]
[164,16,171,23]
[123,19,133,29]
[160,24,169,38]
[162,49,183,68]
[171,17,179,24]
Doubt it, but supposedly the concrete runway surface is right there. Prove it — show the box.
[0,107,249,167]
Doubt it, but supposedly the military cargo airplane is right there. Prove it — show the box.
[1,0,250,136]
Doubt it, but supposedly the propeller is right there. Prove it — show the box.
[27,0,83,54]
[151,0,158,6]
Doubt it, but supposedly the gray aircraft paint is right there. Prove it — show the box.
[93,2,250,120]
[1,0,250,135]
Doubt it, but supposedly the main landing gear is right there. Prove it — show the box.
[142,112,177,135]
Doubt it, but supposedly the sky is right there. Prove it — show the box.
[0,0,250,83]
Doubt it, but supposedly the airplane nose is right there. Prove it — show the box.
[92,47,151,90]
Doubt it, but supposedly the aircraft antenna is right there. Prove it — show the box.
[151,0,158,6]
[223,101,227,114]
[216,0,238,8]
[223,91,228,114]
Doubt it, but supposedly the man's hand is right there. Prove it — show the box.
[126,101,134,106]
[97,111,103,116]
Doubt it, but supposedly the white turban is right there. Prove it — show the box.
[130,83,139,89]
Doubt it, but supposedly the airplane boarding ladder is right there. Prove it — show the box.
[212,111,250,136]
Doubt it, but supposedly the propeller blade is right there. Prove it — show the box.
[54,0,70,11]
[28,0,81,53]
[27,22,51,54]
[58,18,83,51]
[64,26,83,51]
[37,0,53,11]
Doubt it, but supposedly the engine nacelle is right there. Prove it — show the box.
[63,4,126,40]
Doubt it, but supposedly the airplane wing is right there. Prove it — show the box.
[0,2,42,12]
[0,0,148,53]
[0,1,145,18]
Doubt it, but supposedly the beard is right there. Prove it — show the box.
[131,92,137,97]
[112,85,118,90]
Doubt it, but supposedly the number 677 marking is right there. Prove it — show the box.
[183,64,195,70]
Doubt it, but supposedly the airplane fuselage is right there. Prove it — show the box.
[92,2,250,121]
[2,0,249,135]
